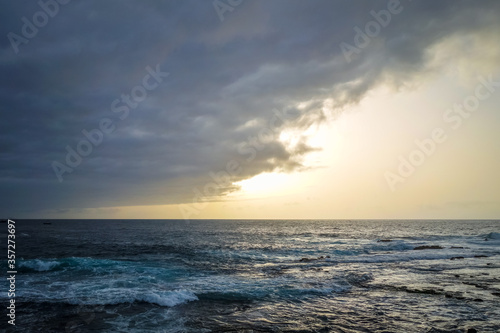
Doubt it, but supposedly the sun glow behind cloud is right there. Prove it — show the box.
[230,102,334,201]
[232,172,292,198]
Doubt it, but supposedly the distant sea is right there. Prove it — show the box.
[1,219,499,332]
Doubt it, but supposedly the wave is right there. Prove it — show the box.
[367,240,415,253]
[131,290,198,307]
[17,257,182,275]
[17,287,198,308]
[19,259,61,272]
[72,289,198,307]
[16,258,198,307]
[18,257,121,273]
[485,232,500,240]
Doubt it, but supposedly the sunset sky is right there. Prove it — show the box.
[1,0,500,219]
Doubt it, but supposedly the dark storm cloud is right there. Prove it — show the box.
[1,0,499,216]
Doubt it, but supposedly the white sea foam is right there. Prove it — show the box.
[16,285,198,307]
[59,287,199,307]
[19,259,60,271]
[138,290,198,307]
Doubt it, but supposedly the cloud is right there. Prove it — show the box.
[1,0,500,216]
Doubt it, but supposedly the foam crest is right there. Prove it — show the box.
[19,259,60,272]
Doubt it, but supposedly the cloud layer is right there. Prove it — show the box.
[1,0,499,216]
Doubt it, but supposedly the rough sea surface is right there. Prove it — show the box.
[1,219,499,332]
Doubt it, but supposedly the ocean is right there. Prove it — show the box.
[1,219,499,332]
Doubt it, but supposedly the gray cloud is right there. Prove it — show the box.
[1,0,499,216]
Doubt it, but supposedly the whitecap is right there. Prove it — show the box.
[137,290,198,307]
[19,259,60,271]
[59,287,199,307]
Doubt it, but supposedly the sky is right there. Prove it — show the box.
[1,0,500,219]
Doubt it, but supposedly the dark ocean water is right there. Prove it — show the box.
[1,219,500,332]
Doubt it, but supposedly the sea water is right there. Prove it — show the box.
[1,219,499,332]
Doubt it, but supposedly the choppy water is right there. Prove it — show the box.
[1,219,500,332]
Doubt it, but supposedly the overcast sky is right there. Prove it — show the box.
[1,0,500,219]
